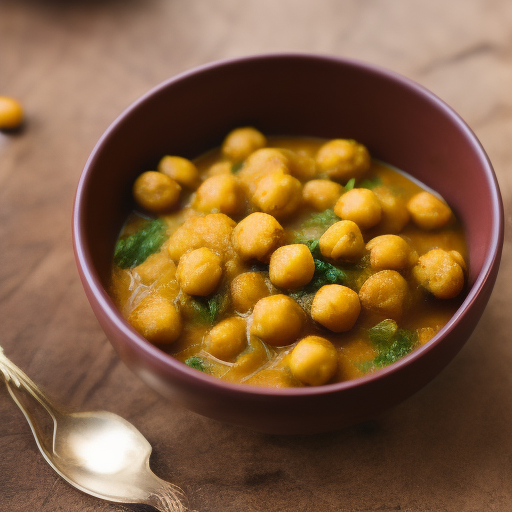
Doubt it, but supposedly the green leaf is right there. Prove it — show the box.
[231,161,244,174]
[373,335,414,366]
[291,259,347,300]
[114,218,167,269]
[312,259,346,287]
[359,176,383,190]
[368,319,398,346]
[185,356,209,372]
[364,320,418,371]
[345,178,356,191]
[301,209,339,230]
[189,292,228,324]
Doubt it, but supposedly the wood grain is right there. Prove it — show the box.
[1,1,512,510]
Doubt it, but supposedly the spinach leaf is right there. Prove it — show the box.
[231,161,244,174]
[185,356,209,372]
[114,218,167,269]
[359,176,383,190]
[344,178,356,191]
[364,320,418,371]
[189,292,228,324]
[301,209,339,230]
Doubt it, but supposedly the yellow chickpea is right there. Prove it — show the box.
[168,213,236,262]
[449,250,467,272]
[407,191,452,230]
[207,161,233,177]
[194,174,244,215]
[282,150,318,181]
[231,272,270,313]
[222,126,267,161]
[203,317,247,361]
[133,171,181,213]
[373,186,410,233]
[134,251,176,286]
[251,295,304,346]
[311,285,361,332]
[413,249,465,299]
[269,244,315,290]
[302,179,343,211]
[319,220,365,262]
[289,336,338,386]
[316,139,371,182]
[157,155,201,189]
[128,294,182,344]
[232,212,285,262]
[0,96,23,129]
[359,270,408,319]
[334,188,382,230]
[238,148,291,196]
[252,170,302,219]
[366,235,414,271]
[176,247,223,296]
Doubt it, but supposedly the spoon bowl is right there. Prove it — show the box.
[0,347,187,512]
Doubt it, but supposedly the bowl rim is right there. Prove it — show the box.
[73,52,504,398]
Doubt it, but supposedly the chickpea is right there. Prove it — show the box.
[128,294,181,344]
[207,161,232,177]
[302,179,343,211]
[413,249,465,299]
[0,96,23,129]
[194,174,244,215]
[168,213,236,262]
[449,250,467,272]
[157,155,201,189]
[311,285,361,332]
[407,191,452,230]
[366,235,414,271]
[289,336,338,386]
[176,247,223,296]
[222,127,267,161]
[134,251,176,286]
[319,220,365,262]
[133,171,181,213]
[359,270,408,319]
[269,244,315,290]
[231,272,270,313]
[203,317,247,361]
[373,186,410,233]
[282,150,318,181]
[232,212,285,262]
[316,139,371,182]
[238,148,290,195]
[251,295,304,346]
[334,188,382,230]
[252,170,302,219]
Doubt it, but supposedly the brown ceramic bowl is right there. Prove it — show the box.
[73,54,503,434]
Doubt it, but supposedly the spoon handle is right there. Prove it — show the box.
[0,346,57,415]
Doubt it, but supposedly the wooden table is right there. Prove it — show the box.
[1,1,511,510]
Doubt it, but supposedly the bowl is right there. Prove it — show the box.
[73,54,503,435]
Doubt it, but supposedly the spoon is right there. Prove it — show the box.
[0,346,188,512]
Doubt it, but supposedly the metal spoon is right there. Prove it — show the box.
[0,346,189,512]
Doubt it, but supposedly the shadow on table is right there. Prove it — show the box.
[154,301,511,511]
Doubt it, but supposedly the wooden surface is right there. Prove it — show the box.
[1,1,512,510]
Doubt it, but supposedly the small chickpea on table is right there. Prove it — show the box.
[0,96,24,130]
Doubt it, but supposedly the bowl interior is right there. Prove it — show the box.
[79,55,498,298]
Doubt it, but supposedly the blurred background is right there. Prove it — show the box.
[1,1,511,511]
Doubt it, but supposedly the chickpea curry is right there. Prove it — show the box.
[110,128,468,388]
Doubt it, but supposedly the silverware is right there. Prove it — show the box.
[0,346,188,512]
